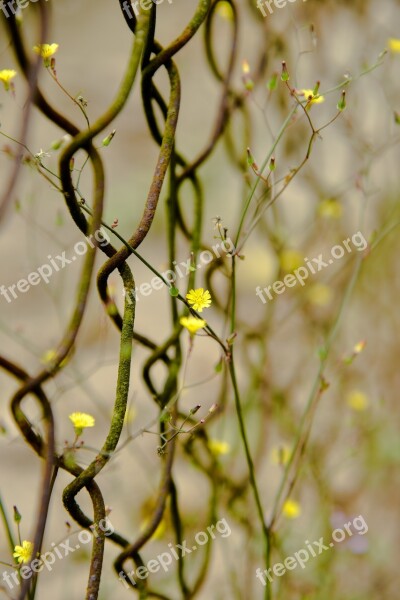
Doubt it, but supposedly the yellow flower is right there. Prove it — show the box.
[388,38,400,53]
[216,1,234,20]
[346,390,368,411]
[33,43,59,58]
[186,288,212,312]
[307,283,333,307]
[180,316,207,334]
[33,43,59,66]
[353,340,366,355]
[270,445,291,466]
[69,412,95,436]
[242,60,254,91]
[13,541,33,564]
[279,249,303,272]
[242,60,250,75]
[282,499,301,519]
[318,199,342,219]
[209,440,231,456]
[0,69,17,91]
[300,89,325,107]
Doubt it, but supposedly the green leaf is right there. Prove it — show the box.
[215,359,223,373]
[267,73,278,91]
[13,506,21,523]
[169,286,179,297]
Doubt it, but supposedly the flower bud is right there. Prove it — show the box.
[13,506,22,523]
[281,61,289,82]
[102,129,116,147]
[337,90,346,111]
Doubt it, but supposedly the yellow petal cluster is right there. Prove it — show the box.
[0,69,17,91]
[307,283,333,307]
[180,316,207,334]
[318,199,342,219]
[346,390,369,411]
[282,499,301,519]
[216,1,234,20]
[301,89,325,105]
[13,541,33,564]
[279,249,303,272]
[69,412,95,434]
[33,43,59,59]
[186,288,212,312]
[388,38,400,53]
[209,440,231,456]
[270,445,291,466]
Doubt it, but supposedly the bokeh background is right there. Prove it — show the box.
[1,0,400,598]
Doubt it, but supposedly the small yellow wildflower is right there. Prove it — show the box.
[346,390,369,411]
[0,69,17,92]
[33,43,59,66]
[282,499,301,519]
[270,445,291,466]
[69,412,95,436]
[180,316,207,334]
[13,540,33,564]
[353,340,366,355]
[209,440,231,456]
[215,1,234,20]
[388,38,400,53]
[242,60,254,91]
[318,199,342,219]
[307,283,333,307]
[343,340,367,365]
[280,249,303,272]
[186,288,212,312]
[300,89,325,108]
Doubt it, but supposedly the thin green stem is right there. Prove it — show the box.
[229,358,271,600]
[0,496,16,554]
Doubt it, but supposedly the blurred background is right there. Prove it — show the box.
[1,0,400,598]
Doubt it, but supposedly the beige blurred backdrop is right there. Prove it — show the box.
[1,0,400,598]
